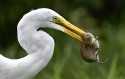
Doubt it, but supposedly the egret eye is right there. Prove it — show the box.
[53,16,58,22]
[53,16,57,20]
[53,16,62,24]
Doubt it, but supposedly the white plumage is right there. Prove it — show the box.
[0,8,65,79]
[0,8,85,79]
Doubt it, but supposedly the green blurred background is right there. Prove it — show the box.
[0,0,125,79]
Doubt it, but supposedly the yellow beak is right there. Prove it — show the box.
[54,17,86,42]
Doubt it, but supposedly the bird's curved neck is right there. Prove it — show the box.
[17,21,54,53]
[16,21,55,78]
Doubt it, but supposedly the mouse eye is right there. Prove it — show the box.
[86,34,90,38]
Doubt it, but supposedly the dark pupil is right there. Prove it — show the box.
[86,35,89,37]
[54,17,57,20]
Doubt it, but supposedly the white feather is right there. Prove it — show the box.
[0,8,64,79]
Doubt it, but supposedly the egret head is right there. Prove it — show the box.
[18,8,86,42]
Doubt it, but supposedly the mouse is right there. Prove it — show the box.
[80,32,108,63]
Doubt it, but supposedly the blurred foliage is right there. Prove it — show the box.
[0,0,125,79]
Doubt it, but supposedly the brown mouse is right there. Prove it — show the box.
[80,32,108,63]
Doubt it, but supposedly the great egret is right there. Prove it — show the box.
[0,8,86,79]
